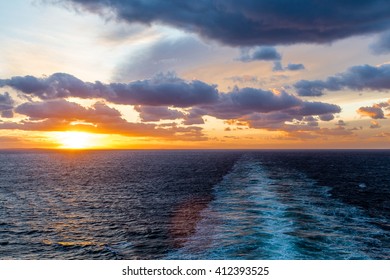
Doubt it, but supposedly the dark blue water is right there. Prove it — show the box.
[0,150,389,259]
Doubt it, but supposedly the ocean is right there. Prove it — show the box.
[0,150,389,259]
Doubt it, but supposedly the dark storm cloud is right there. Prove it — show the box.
[371,31,390,54]
[238,47,281,62]
[0,73,219,107]
[60,0,390,46]
[294,64,390,96]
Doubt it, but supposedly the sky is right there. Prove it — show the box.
[1,0,390,149]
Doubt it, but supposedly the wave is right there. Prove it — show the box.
[167,154,389,259]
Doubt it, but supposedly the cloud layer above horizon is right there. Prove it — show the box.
[0,72,343,140]
[1,0,390,147]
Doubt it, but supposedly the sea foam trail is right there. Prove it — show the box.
[167,155,300,259]
[167,155,388,259]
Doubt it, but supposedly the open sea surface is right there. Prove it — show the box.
[0,150,389,259]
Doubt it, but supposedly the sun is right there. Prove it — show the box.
[53,131,99,149]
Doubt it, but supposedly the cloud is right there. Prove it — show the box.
[1,72,340,126]
[225,75,259,85]
[284,126,355,140]
[134,106,185,122]
[0,73,96,99]
[376,100,390,109]
[109,73,219,107]
[336,120,347,126]
[374,132,390,138]
[1,110,14,118]
[200,87,302,120]
[198,90,341,132]
[357,100,390,119]
[371,31,390,54]
[294,80,331,97]
[357,106,385,119]
[15,100,113,121]
[0,92,14,118]
[294,64,390,96]
[250,101,341,131]
[0,136,43,148]
[238,46,281,62]
[285,63,305,71]
[290,101,341,116]
[114,36,218,81]
[0,92,14,109]
[272,61,284,72]
[2,100,206,141]
[251,47,281,61]
[1,72,342,138]
[273,61,305,72]
[302,116,319,127]
[60,0,390,46]
[182,108,206,125]
[0,72,219,107]
[237,112,298,129]
[370,120,381,128]
[319,114,335,121]
[0,136,23,143]
[314,127,354,137]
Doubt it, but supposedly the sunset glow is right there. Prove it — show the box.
[1,0,390,149]
[53,132,102,149]
[1,0,390,267]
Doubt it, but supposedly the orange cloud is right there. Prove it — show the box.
[1,100,206,141]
